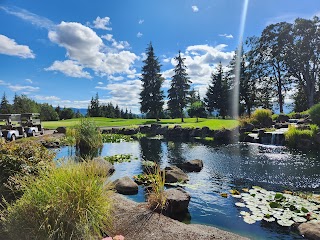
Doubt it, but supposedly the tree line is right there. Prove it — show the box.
[0,93,81,121]
[140,16,320,120]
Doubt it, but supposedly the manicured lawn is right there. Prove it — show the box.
[43,117,239,130]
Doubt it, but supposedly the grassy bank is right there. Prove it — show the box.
[43,117,239,130]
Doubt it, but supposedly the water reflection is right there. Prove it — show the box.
[140,137,162,163]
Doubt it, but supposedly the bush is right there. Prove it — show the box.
[309,103,320,126]
[285,126,314,148]
[75,118,103,156]
[251,109,272,127]
[1,161,114,240]
[0,141,55,202]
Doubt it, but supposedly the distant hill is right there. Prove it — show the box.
[71,108,87,116]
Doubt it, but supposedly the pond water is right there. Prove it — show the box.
[56,139,320,240]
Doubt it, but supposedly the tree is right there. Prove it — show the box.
[88,93,100,117]
[168,51,191,122]
[60,107,74,120]
[40,104,59,121]
[12,94,40,113]
[285,17,320,108]
[114,105,121,118]
[187,101,207,122]
[258,22,292,113]
[140,42,164,120]
[0,92,11,114]
[205,63,229,118]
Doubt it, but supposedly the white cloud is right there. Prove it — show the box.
[219,33,234,39]
[97,81,103,85]
[191,6,199,12]
[137,32,143,38]
[8,85,39,92]
[0,34,35,59]
[138,19,144,24]
[108,75,124,81]
[93,16,112,30]
[47,21,138,77]
[102,34,130,50]
[0,80,9,85]
[25,78,33,83]
[0,6,54,30]
[45,60,92,79]
[101,34,113,41]
[33,95,60,101]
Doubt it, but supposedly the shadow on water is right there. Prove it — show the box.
[54,139,320,239]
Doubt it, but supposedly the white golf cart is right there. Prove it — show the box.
[0,114,27,141]
[21,113,44,137]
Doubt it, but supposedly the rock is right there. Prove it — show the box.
[56,126,66,134]
[201,127,210,137]
[296,139,313,150]
[242,123,254,132]
[164,166,189,183]
[165,187,191,215]
[275,122,289,129]
[42,141,60,148]
[113,176,138,195]
[92,157,115,176]
[298,221,320,240]
[179,159,203,172]
[214,129,232,142]
[297,118,312,125]
[122,128,138,135]
[277,114,289,123]
[315,132,320,145]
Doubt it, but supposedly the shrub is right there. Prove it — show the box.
[252,109,272,123]
[285,126,314,148]
[75,118,103,156]
[146,164,167,212]
[309,103,320,126]
[0,141,55,202]
[1,161,114,240]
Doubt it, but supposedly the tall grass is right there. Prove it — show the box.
[309,103,320,127]
[146,164,167,213]
[1,161,114,240]
[285,126,314,148]
[252,109,272,125]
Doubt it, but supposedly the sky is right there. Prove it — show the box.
[0,0,320,113]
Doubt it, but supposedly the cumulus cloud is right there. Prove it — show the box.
[25,78,33,83]
[219,33,234,39]
[138,19,144,24]
[191,6,199,12]
[8,85,39,92]
[137,32,143,38]
[45,60,92,79]
[97,81,103,85]
[108,75,124,81]
[93,16,112,30]
[47,21,138,77]
[0,34,35,59]
[102,34,130,50]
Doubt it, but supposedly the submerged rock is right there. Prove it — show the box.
[164,166,189,183]
[165,187,191,215]
[179,159,203,172]
[113,176,138,195]
[298,221,320,240]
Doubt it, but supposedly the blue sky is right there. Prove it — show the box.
[0,0,319,113]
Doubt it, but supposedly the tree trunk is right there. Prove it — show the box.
[181,108,184,123]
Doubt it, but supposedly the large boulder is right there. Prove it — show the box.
[242,123,254,132]
[277,114,290,123]
[179,159,203,172]
[298,221,320,240]
[113,176,138,195]
[92,157,115,177]
[164,166,189,183]
[56,126,66,134]
[165,187,191,215]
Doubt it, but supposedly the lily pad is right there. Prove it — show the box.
[235,202,246,208]
[263,217,275,222]
[243,216,256,224]
[277,219,294,227]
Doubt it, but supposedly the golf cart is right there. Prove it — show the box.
[21,113,44,137]
[0,114,27,141]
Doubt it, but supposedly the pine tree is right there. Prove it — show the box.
[205,63,229,118]
[0,92,11,114]
[88,93,100,117]
[140,42,164,121]
[168,51,191,122]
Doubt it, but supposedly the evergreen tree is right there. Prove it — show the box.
[205,63,229,118]
[0,92,11,114]
[189,88,200,105]
[88,93,100,117]
[140,42,164,120]
[55,105,61,119]
[40,104,59,121]
[168,51,191,122]
[114,105,121,118]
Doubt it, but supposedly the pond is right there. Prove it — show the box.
[56,139,320,240]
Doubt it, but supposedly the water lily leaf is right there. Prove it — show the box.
[251,215,263,221]
[240,211,250,216]
[230,189,240,195]
[275,193,285,201]
[263,217,275,222]
[292,216,307,223]
[235,202,246,207]
[283,190,293,195]
[301,207,309,213]
[232,194,242,199]
[243,216,256,224]
[269,202,281,208]
[220,193,228,198]
[242,188,249,193]
[277,219,294,227]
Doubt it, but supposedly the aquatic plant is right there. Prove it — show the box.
[233,186,320,227]
[1,161,114,240]
[104,154,136,164]
[102,134,133,143]
[309,103,320,127]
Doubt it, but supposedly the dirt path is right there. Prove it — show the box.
[108,194,249,240]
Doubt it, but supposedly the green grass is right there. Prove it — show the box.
[43,117,239,130]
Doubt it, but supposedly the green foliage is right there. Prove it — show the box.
[187,101,207,122]
[167,51,191,121]
[0,92,11,114]
[39,103,59,121]
[309,103,320,126]
[0,141,55,202]
[104,154,135,164]
[140,42,164,120]
[62,127,77,146]
[1,161,114,240]
[272,114,279,121]
[251,108,272,126]
[101,134,133,143]
[75,118,103,154]
[285,126,314,148]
